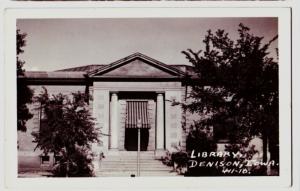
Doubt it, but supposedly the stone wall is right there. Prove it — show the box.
[118,100,126,150]
[92,88,110,154]
[165,90,183,151]
[148,100,156,151]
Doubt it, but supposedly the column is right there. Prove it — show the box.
[156,93,164,150]
[110,92,119,150]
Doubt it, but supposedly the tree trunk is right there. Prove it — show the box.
[262,130,268,162]
[66,159,69,177]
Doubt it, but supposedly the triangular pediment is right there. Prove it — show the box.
[88,53,185,78]
[97,58,176,77]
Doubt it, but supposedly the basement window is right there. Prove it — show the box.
[40,155,50,165]
[54,155,63,164]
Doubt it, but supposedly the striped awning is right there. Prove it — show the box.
[125,101,150,129]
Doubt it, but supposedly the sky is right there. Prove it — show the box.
[17,18,278,71]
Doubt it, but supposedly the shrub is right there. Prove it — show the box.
[185,126,219,176]
[161,145,188,175]
[52,147,95,177]
[222,142,266,176]
[171,151,188,175]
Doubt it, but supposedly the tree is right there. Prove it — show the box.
[17,29,34,132]
[32,88,100,177]
[182,24,278,165]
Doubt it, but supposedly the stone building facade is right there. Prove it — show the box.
[18,53,201,172]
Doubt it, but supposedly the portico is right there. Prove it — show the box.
[87,53,185,157]
[91,82,183,158]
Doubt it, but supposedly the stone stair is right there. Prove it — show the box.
[95,151,178,177]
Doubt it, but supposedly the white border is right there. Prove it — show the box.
[3,6,292,191]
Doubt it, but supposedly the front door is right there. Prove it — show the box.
[124,128,149,151]
[124,101,150,151]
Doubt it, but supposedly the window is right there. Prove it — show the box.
[54,155,63,164]
[40,155,50,165]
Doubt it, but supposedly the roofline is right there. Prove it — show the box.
[90,75,183,79]
[87,52,186,77]
[18,78,88,85]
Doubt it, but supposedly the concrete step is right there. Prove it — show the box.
[103,156,156,158]
[100,160,168,164]
[96,171,178,177]
[117,151,155,155]
[100,166,170,170]
[101,159,162,162]
[99,161,168,166]
[103,155,156,159]
[99,162,171,167]
[100,160,163,164]
[100,164,166,168]
[96,152,177,177]
[98,168,171,172]
[100,166,172,171]
[100,164,170,168]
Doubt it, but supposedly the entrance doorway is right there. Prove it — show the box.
[124,128,149,151]
[118,92,156,151]
[124,100,150,151]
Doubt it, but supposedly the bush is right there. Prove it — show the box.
[186,128,217,154]
[32,89,100,177]
[52,147,95,177]
[172,151,188,166]
[222,143,266,176]
[161,145,188,175]
[171,151,188,175]
[185,128,219,176]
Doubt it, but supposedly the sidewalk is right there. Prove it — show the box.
[18,170,53,178]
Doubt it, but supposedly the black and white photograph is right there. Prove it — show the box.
[15,17,281,178]
[2,5,295,191]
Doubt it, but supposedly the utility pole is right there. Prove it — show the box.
[137,119,141,177]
